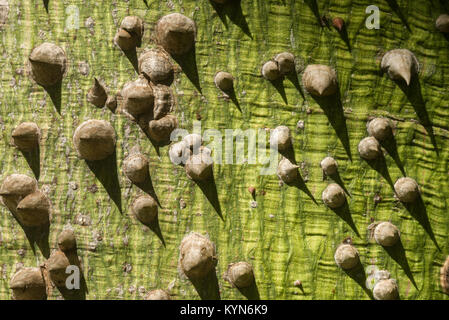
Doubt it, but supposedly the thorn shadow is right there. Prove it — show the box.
[331,200,360,237]
[439,0,449,11]
[270,78,288,105]
[189,269,221,300]
[147,137,162,156]
[364,154,394,189]
[312,89,352,161]
[223,86,241,112]
[343,262,374,299]
[56,251,88,300]
[443,33,449,42]
[194,173,223,221]
[283,168,317,205]
[381,136,406,176]
[26,221,50,258]
[136,114,162,156]
[403,195,440,251]
[85,150,122,214]
[250,191,256,201]
[337,24,352,52]
[396,77,438,155]
[172,46,202,94]
[386,0,411,31]
[43,0,49,13]
[236,276,260,300]
[279,144,296,165]
[2,201,50,258]
[142,216,166,247]
[135,176,162,209]
[286,72,305,100]
[143,0,149,8]
[328,171,351,197]
[44,81,62,114]
[123,48,139,73]
[226,0,252,39]
[209,0,228,28]
[290,178,317,205]
[21,145,41,180]
[383,239,417,289]
[304,0,322,27]
[209,0,252,39]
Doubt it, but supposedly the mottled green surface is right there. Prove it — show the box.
[0,0,448,300]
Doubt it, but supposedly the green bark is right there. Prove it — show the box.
[0,0,448,300]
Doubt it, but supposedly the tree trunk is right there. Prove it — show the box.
[0,0,448,300]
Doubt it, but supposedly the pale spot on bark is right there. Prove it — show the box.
[0,0,9,29]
